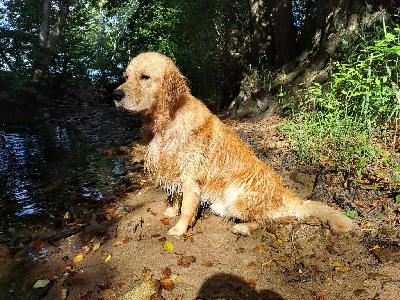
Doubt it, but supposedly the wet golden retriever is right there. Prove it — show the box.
[114,52,354,236]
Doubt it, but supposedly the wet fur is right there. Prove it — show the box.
[115,52,354,236]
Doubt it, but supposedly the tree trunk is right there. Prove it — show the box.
[274,0,296,66]
[39,0,51,48]
[31,0,71,86]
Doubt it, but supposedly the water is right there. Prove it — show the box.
[0,103,140,234]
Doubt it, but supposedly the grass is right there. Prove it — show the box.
[279,23,400,192]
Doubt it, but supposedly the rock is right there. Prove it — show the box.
[118,280,159,300]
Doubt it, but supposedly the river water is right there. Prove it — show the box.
[0,103,140,242]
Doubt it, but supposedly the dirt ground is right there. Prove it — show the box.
[2,115,400,300]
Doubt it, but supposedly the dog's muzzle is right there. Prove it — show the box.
[113,89,125,109]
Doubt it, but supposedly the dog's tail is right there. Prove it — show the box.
[289,197,354,233]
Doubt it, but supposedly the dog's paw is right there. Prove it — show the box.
[168,225,187,236]
[164,206,179,217]
[232,223,259,236]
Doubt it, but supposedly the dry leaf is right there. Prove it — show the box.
[335,266,352,272]
[114,241,124,246]
[74,253,84,263]
[249,278,255,287]
[61,288,68,300]
[161,217,170,225]
[142,268,152,281]
[202,260,213,267]
[354,200,367,208]
[177,255,196,267]
[245,262,260,269]
[252,245,266,252]
[314,292,327,300]
[161,267,172,280]
[212,243,223,249]
[161,278,175,291]
[92,242,101,252]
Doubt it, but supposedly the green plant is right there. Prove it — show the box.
[280,24,400,182]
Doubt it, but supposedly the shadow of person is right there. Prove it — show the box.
[196,273,284,300]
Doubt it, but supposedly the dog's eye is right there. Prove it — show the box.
[140,74,150,80]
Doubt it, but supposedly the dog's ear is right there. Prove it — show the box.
[161,64,189,116]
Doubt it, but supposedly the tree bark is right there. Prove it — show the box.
[39,0,51,48]
[274,0,296,67]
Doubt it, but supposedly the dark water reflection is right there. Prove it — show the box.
[0,104,140,233]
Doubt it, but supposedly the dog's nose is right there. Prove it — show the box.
[113,89,125,102]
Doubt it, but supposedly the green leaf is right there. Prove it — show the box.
[396,195,400,204]
[343,211,357,218]
[33,279,50,288]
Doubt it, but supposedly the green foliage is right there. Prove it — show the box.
[280,25,400,183]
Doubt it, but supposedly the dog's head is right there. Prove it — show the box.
[114,52,188,116]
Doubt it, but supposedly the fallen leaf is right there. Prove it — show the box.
[161,278,175,291]
[114,237,132,246]
[365,199,387,212]
[161,267,172,280]
[326,262,342,267]
[177,255,196,267]
[249,278,255,287]
[162,241,174,251]
[202,260,213,267]
[314,291,327,300]
[170,274,181,284]
[174,295,183,300]
[245,262,260,269]
[161,217,170,225]
[61,288,68,300]
[142,268,152,281]
[118,280,126,286]
[105,255,111,262]
[74,254,84,263]
[335,266,352,272]
[252,245,266,252]
[354,200,367,208]
[65,261,76,273]
[212,243,223,249]
[33,279,50,288]
[104,206,117,214]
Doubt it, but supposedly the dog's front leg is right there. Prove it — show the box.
[168,179,200,236]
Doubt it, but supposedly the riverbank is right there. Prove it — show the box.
[1,111,400,300]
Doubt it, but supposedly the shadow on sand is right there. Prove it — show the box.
[196,273,284,300]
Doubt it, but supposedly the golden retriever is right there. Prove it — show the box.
[114,52,354,236]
